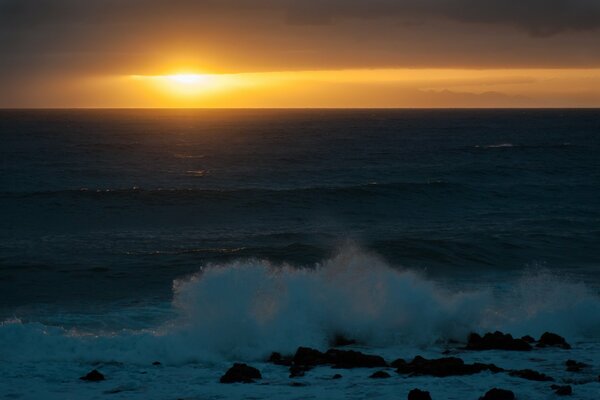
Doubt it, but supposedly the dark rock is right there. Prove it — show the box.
[467,331,532,351]
[290,382,308,387]
[332,373,342,379]
[291,346,386,369]
[396,356,502,377]
[391,358,407,368]
[408,388,432,400]
[80,369,105,382]
[370,370,391,379]
[330,334,357,347]
[521,335,535,343]
[565,359,588,372]
[325,349,387,368]
[289,365,310,378]
[220,363,262,383]
[152,361,161,366]
[479,388,515,400]
[536,332,571,349]
[551,385,572,396]
[292,347,329,366]
[269,352,292,366]
[509,369,554,381]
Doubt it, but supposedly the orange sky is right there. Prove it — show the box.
[2,1,600,108]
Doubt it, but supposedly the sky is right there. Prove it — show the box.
[1,0,600,108]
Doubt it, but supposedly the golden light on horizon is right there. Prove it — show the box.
[73,67,600,108]
[130,73,223,95]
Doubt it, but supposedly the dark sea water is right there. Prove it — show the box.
[1,109,599,399]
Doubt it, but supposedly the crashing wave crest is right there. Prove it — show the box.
[1,246,599,364]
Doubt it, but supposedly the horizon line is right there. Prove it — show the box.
[2,107,600,111]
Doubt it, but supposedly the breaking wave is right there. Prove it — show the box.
[1,247,599,364]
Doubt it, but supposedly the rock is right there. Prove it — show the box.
[467,331,532,351]
[536,332,571,349]
[391,358,407,368]
[521,335,535,343]
[396,356,502,377]
[289,365,310,378]
[332,373,343,379]
[290,382,308,387]
[330,334,357,347]
[291,346,386,369]
[269,352,282,363]
[292,347,329,366]
[509,369,554,381]
[325,349,387,368]
[219,363,262,383]
[551,385,572,396]
[269,352,292,366]
[408,388,432,400]
[152,361,161,366]
[370,370,391,378]
[80,369,105,382]
[565,359,588,372]
[479,388,515,400]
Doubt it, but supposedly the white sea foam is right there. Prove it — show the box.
[1,247,600,365]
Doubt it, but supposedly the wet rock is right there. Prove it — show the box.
[292,347,329,366]
[269,352,282,363]
[509,369,554,381]
[395,356,502,377]
[408,388,432,400]
[80,369,105,382]
[479,388,515,400]
[220,363,262,383]
[536,332,571,349]
[565,359,588,372]
[330,334,357,347]
[291,346,386,369]
[391,358,408,368]
[370,370,391,379]
[289,365,310,378]
[467,331,532,351]
[152,361,161,366]
[269,352,292,366]
[551,384,572,396]
[332,373,342,379]
[325,349,387,368]
[290,382,308,387]
[521,335,535,343]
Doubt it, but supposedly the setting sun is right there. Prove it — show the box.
[167,74,208,85]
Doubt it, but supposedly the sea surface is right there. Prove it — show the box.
[0,109,599,399]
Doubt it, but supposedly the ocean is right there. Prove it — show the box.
[1,109,599,399]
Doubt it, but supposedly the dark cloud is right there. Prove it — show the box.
[2,0,600,36]
[0,0,599,83]
[283,0,600,37]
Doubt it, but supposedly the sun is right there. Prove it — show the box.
[167,74,207,84]
[128,71,243,102]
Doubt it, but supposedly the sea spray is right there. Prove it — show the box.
[1,247,600,364]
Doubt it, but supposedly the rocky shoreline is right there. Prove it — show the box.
[79,331,598,399]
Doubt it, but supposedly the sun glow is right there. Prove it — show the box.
[120,67,600,108]
[167,73,207,84]
[129,72,236,99]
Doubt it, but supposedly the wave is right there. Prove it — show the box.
[0,181,458,201]
[1,246,599,365]
[473,142,573,150]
